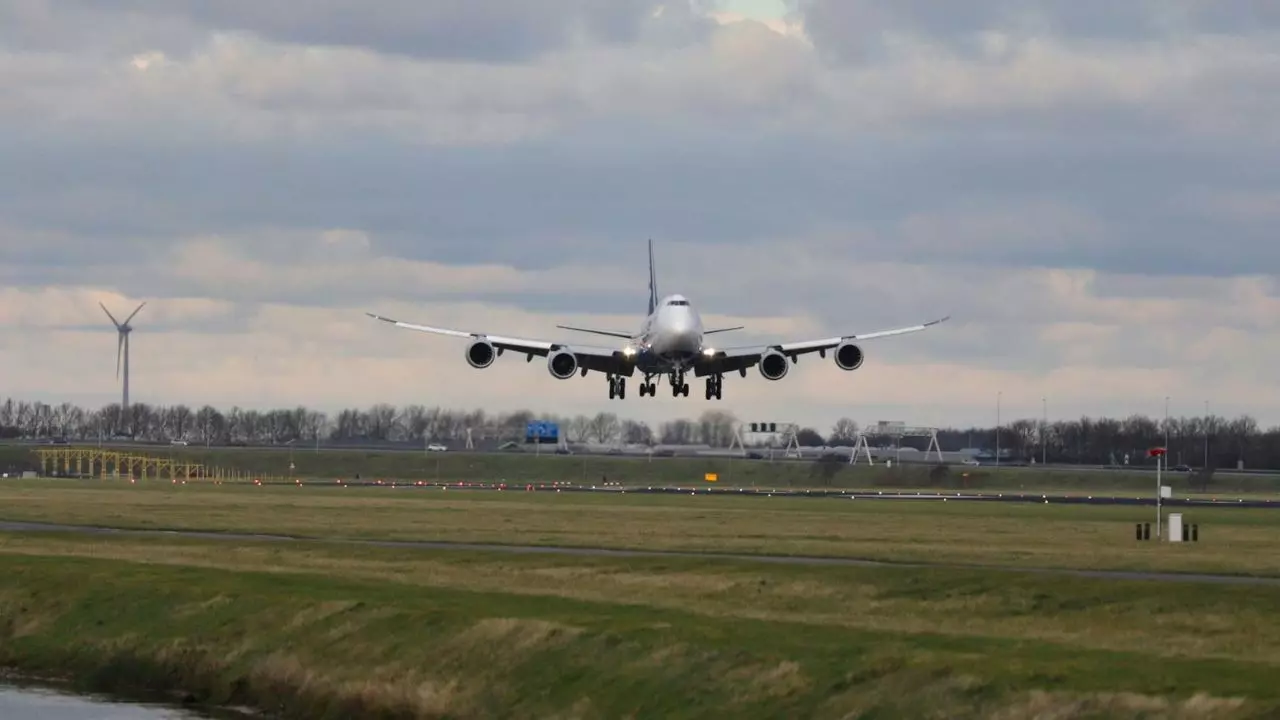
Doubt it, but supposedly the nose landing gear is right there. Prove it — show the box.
[669,371,690,397]
[638,374,657,397]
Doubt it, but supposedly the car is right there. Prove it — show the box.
[170,439,188,446]
[426,443,447,452]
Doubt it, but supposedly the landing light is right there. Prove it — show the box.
[622,346,637,356]
[702,348,716,356]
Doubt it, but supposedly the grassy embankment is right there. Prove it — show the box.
[4,530,1280,718]
[6,443,1278,494]
[4,482,1280,716]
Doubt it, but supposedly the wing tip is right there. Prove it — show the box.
[925,315,951,327]
[366,312,397,324]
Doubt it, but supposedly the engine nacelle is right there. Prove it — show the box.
[758,349,789,380]
[834,341,864,371]
[547,349,578,379]
[466,339,496,369]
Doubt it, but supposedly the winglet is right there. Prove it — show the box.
[924,315,951,327]
[366,312,397,324]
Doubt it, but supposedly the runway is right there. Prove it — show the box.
[3,518,1279,588]
[272,478,1280,509]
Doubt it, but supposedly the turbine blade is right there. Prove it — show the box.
[99,302,121,328]
[116,333,123,379]
[124,301,146,325]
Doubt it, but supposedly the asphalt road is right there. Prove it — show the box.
[2,518,1276,587]
[6,438,1279,479]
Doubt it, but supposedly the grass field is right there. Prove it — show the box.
[1,479,1279,575]
[3,480,1280,717]
[8,443,1280,494]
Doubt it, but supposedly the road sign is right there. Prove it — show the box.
[704,472,718,482]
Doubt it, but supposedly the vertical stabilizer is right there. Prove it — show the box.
[647,238,658,315]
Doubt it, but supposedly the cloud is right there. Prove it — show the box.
[6,0,717,61]
[2,1,1280,429]
[794,0,1280,63]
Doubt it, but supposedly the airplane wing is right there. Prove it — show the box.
[555,324,635,340]
[366,313,639,376]
[693,316,950,377]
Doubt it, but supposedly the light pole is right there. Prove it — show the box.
[1204,400,1209,470]
[996,391,1001,468]
[1155,446,1163,538]
[1041,397,1047,465]
[1164,396,1169,454]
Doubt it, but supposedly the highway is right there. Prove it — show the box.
[5,439,1279,479]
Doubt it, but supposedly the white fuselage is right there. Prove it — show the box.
[635,293,704,371]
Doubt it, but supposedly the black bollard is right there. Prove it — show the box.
[1135,523,1143,540]
[1143,522,1151,540]
[1192,524,1199,542]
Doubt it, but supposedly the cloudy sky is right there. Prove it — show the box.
[2,0,1279,431]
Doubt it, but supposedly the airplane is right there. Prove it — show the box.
[366,240,949,400]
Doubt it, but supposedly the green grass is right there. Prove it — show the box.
[2,479,1280,576]
[2,535,1280,718]
[9,443,1280,494]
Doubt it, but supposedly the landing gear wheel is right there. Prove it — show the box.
[607,375,626,399]
[670,372,689,397]
[617,377,626,399]
[705,374,722,400]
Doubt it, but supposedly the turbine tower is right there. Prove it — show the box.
[100,301,146,411]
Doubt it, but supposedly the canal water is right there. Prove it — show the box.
[0,681,216,719]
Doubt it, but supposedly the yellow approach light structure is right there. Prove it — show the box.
[34,446,258,483]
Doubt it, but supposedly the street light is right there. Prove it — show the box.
[1041,397,1047,466]
[1150,446,1166,538]
[996,391,1002,468]
[1164,396,1169,454]
[1204,400,1210,470]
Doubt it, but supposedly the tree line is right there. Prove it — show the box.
[0,397,1273,469]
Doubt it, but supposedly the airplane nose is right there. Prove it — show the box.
[672,324,698,351]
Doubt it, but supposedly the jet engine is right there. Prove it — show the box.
[547,349,578,379]
[758,349,789,380]
[834,341,864,371]
[466,339,496,369]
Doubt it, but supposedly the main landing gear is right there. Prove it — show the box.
[705,374,723,400]
[625,371,721,399]
[607,374,626,399]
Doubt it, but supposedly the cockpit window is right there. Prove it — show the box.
[667,300,689,306]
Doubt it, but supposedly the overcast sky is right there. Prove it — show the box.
[3,0,1279,431]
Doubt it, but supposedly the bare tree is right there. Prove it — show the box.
[828,417,859,445]
[6,394,1280,470]
[588,412,620,444]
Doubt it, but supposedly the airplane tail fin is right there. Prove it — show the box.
[647,238,658,315]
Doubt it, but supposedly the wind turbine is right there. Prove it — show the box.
[100,301,146,411]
